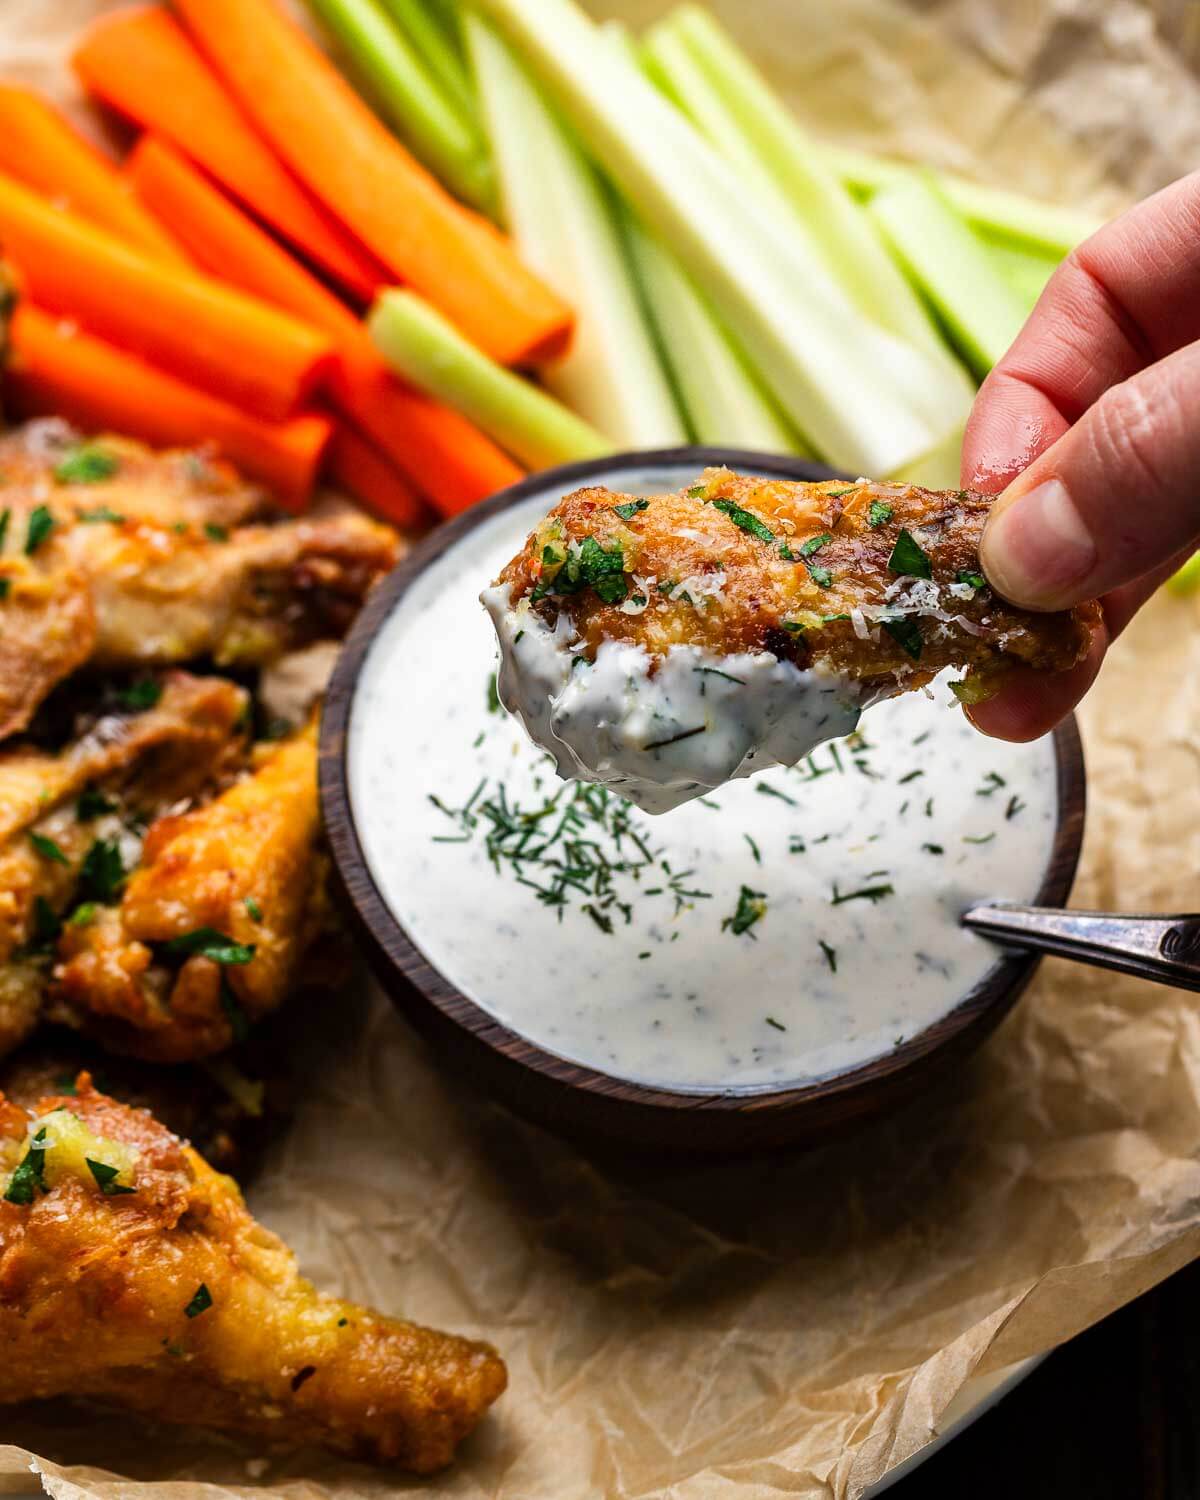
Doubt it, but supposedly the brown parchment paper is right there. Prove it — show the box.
[3,1,1200,1496]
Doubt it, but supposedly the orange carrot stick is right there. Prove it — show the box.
[128,135,522,514]
[173,0,572,366]
[0,85,188,266]
[0,169,336,422]
[6,306,331,509]
[327,420,428,530]
[72,5,384,303]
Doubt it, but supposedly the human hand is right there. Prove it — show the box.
[963,170,1200,741]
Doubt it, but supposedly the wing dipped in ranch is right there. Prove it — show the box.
[484,469,1099,812]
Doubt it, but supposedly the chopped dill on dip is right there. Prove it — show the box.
[349,476,1060,1094]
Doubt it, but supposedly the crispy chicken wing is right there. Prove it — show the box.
[0,421,398,736]
[0,1077,506,1469]
[486,468,1099,811]
[0,673,250,1059]
[48,724,326,1062]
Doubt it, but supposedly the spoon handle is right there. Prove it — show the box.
[961,903,1200,993]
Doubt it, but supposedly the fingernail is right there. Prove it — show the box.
[980,478,1096,609]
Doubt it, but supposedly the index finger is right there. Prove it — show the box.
[962,169,1200,494]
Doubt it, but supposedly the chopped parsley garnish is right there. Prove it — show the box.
[818,939,838,973]
[3,1127,48,1204]
[0,507,9,549]
[24,504,54,555]
[0,579,9,603]
[867,500,893,528]
[827,486,856,498]
[532,534,629,605]
[29,832,69,865]
[87,1158,136,1196]
[807,565,833,589]
[612,499,649,520]
[722,885,767,937]
[54,444,119,485]
[67,902,99,928]
[799,532,831,557]
[888,528,932,579]
[77,786,116,821]
[686,484,705,498]
[244,896,263,921]
[115,679,162,712]
[743,833,761,864]
[184,1284,214,1318]
[882,616,922,660]
[204,522,229,543]
[77,506,125,524]
[25,896,61,953]
[830,882,895,905]
[765,1016,787,1032]
[165,928,256,965]
[710,498,774,544]
[956,568,986,591]
[78,838,125,903]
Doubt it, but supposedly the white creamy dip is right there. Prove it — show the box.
[348,473,1060,1094]
[483,582,878,814]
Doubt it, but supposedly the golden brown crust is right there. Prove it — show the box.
[0,1077,506,1470]
[498,468,1100,699]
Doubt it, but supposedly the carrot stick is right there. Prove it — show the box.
[0,169,336,422]
[128,135,522,513]
[6,306,331,509]
[0,85,188,266]
[72,5,384,303]
[327,419,428,529]
[173,0,573,366]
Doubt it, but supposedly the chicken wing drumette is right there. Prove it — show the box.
[485,468,1098,811]
[0,1076,506,1470]
[0,421,397,738]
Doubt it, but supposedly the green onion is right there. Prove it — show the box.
[54,444,118,485]
[24,505,54,555]
[165,929,256,966]
[29,832,69,865]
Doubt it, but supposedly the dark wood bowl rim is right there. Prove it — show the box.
[319,446,1085,1120]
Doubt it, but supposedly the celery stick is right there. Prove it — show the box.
[1168,552,1200,597]
[304,0,492,210]
[821,141,1105,257]
[473,0,966,476]
[985,240,1059,313]
[869,177,1029,379]
[654,6,966,381]
[378,0,479,126]
[622,208,805,453]
[369,289,613,469]
[466,13,685,448]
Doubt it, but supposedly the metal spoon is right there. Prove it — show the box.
[962,904,1200,992]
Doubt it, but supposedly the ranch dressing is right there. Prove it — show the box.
[349,473,1060,1094]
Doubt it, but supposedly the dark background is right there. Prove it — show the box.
[890,1257,1200,1497]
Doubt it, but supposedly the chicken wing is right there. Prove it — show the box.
[48,723,326,1062]
[486,468,1099,811]
[0,672,250,1059]
[0,421,398,736]
[0,1076,506,1470]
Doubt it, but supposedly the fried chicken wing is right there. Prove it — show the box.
[0,1077,506,1469]
[48,724,326,1062]
[0,673,250,1059]
[0,421,398,736]
[486,468,1099,811]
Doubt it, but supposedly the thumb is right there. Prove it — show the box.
[979,338,1200,610]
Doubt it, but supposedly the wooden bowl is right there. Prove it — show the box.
[319,447,1086,1154]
